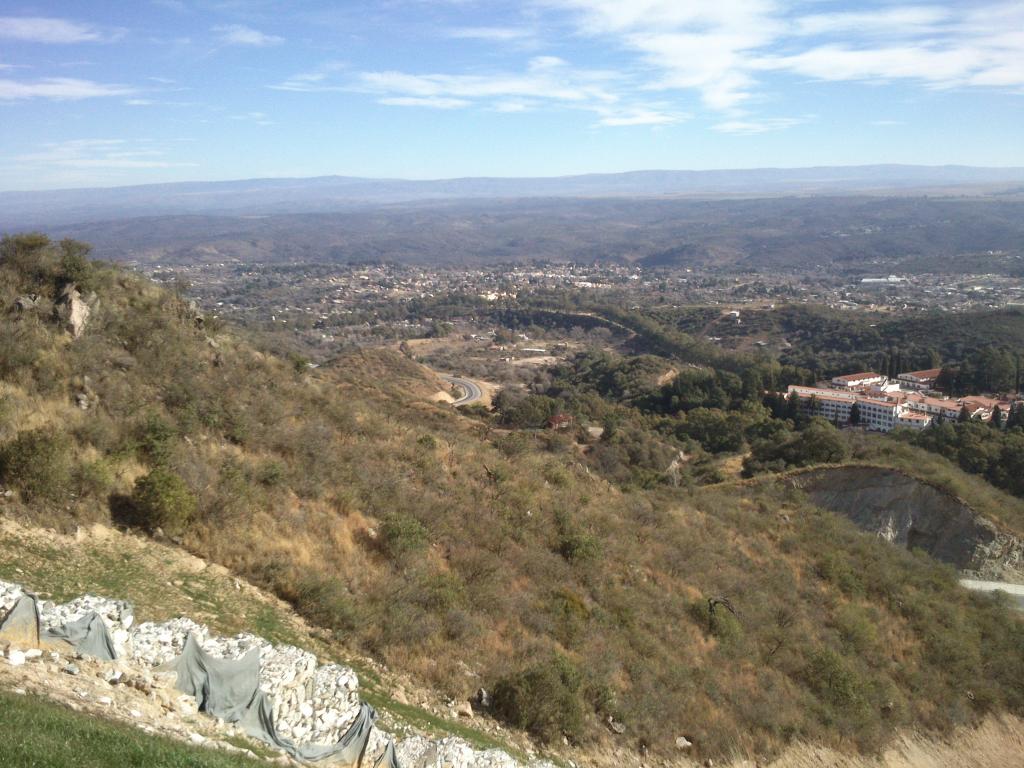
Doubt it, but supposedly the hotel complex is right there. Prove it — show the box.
[785,368,1015,432]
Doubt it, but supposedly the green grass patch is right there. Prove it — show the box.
[0,690,267,768]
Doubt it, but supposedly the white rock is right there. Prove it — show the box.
[6,649,26,666]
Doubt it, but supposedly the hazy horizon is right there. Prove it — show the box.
[2,2,1024,191]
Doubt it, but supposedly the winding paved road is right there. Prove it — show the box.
[439,375,483,406]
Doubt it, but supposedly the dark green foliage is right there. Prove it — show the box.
[129,467,197,536]
[898,420,1024,499]
[378,512,429,559]
[137,414,177,464]
[58,238,97,292]
[805,649,863,710]
[743,418,850,476]
[0,427,72,502]
[289,577,361,633]
[492,655,585,743]
[494,390,561,429]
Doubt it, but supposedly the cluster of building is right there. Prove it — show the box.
[785,368,1017,432]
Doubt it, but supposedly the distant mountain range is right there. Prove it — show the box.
[3,165,1024,228]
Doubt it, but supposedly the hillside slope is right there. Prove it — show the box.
[1,233,1023,764]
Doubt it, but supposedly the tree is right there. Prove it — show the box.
[129,467,197,536]
[958,405,972,423]
[990,405,1004,429]
[1007,403,1024,430]
[58,238,95,291]
[849,402,861,426]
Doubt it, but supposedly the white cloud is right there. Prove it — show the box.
[13,139,197,169]
[0,16,106,44]
[213,24,282,47]
[0,77,134,101]
[378,96,470,109]
[270,62,347,92]
[448,26,535,42]
[598,109,683,127]
[356,65,618,104]
[792,7,951,37]
[543,0,1024,119]
[712,116,808,134]
[230,110,274,124]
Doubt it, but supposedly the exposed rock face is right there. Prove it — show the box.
[789,466,1024,581]
[55,284,91,338]
[14,294,40,311]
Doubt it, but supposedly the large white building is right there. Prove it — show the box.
[830,372,888,390]
[897,368,942,391]
[787,385,928,431]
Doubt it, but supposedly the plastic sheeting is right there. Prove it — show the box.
[163,633,379,766]
[0,595,40,648]
[43,612,118,661]
[0,594,117,660]
[373,740,400,768]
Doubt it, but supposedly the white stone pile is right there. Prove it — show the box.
[0,580,25,613]
[3,581,560,768]
[126,617,362,746]
[395,736,558,768]
[129,617,209,666]
[38,594,135,657]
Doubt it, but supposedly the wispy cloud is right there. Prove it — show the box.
[378,96,470,109]
[230,110,274,124]
[13,139,196,170]
[213,24,282,47]
[0,16,111,44]
[713,116,810,135]
[449,26,535,42]
[270,61,347,92]
[0,77,134,101]
[544,0,1024,117]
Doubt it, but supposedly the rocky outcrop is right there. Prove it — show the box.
[54,284,92,338]
[14,294,40,311]
[788,466,1024,581]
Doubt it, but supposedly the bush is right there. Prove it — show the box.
[378,512,428,559]
[129,467,196,536]
[492,654,585,743]
[292,577,361,633]
[805,648,863,710]
[0,427,72,502]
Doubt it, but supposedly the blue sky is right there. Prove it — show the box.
[1,1,1022,190]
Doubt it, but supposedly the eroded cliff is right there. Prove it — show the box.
[788,465,1024,582]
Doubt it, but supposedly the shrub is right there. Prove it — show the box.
[128,467,196,536]
[292,577,361,633]
[256,460,287,487]
[75,459,116,501]
[492,654,585,743]
[805,648,863,710]
[137,414,177,465]
[378,512,428,559]
[0,427,72,502]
